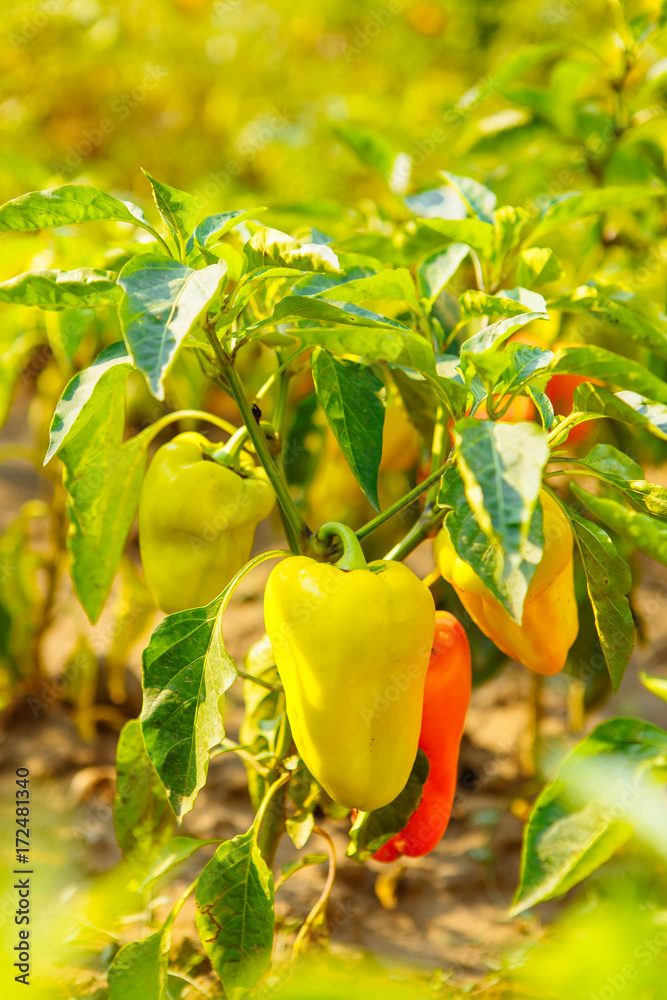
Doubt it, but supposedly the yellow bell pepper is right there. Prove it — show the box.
[139,431,275,614]
[264,523,435,811]
[435,491,578,676]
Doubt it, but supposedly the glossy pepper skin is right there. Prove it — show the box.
[435,491,578,676]
[264,523,435,812]
[139,432,275,614]
[374,611,471,861]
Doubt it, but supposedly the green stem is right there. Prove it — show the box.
[133,408,240,449]
[357,458,452,542]
[317,522,369,570]
[384,508,446,563]
[253,771,291,868]
[214,342,312,554]
[426,404,447,507]
[236,668,283,692]
[211,425,250,465]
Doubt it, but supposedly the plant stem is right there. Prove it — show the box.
[210,334,312,554]
[384,508,446,563]
[254,733,292,867]
[236,668,283,692]
[356,458,452,542]
[293,826,337,956]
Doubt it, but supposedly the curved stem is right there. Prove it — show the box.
[316,522,368,571]
[384,508,446,563]
[357,458,453,542]
[293,826,337,957]
[134,409,239,448]
[236,668,282,692]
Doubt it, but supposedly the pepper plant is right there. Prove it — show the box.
[2,165,667,996]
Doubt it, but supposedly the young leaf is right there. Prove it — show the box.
[516,247,564,289]
[142,170,202,254]
[113,719,174,872]
[195,829,274,990]
[0,268,121,310]
[118,254,227,400]
[441,171,497,223]
[452,419,550,612]
[141,597,235,819]
[245,228,340,273]
[511,718,667,914]
[191,207,267,250]
[571,484,667,569]
[418,244,469,302]
[0,184,158,238]
[531,186,665,241]
[45,342,133,464]
[568,508,634,692]
[311,350,384,512]
[493,205,529,262]
[347,750,429,862]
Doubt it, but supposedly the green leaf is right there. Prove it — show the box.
[441,171,497,223]
[347,750,429,862]
[419,217,495,259]
[270,295,409,330]
[334,124,397,181]
[280,853,329,883]
[583,443,644,481]
[527,386,555,430]
[113,719,174,872]
[245,227,340,273]
[139,836,220,891]
[418,244,469,302]
[493,205,529,263]
[516,247,564,289]
[0,184,155,234]
[461,310,548,355]
[191,207,267,250]
[460,289,545,322]
[551,284,667,361]
[405,185,467,220]
[142,169,202,253]
[511,718,667,914]
[573,384,667,441]
[60,389,147,622]
[571,484,667,569]
[108,929,169,1000]
[141,596,236,819]
[118,254,227,400]
[568,507,634,692]
[195,829,274,990]
[0,268,121,310]
[307,267,417,306]
[45,342,133,464]
[452,419,550,618]
[439,466,545,619]
[639,672,667,703]
[271,326,436,375]
[531,186,665,241]
[550,345,667,405]
[311,350,384,512]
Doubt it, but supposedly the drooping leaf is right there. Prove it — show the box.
[442,171,497,223]
[511,718,667,914]
[573,384,667,441]
[141,597,234,819]
[551,284,667,361]
[347,750,429,862]
[139,836,221,891]
[551,345,667,405]
[113,719,174,872]
[118,254,227,400]
[451,419,550,618]
[0,268,121,310]
[267,326,435,374]
[195,829,274,990]
[45,342,133,464]
[270,295,409,330]
[311,350,384,511]
[245,228,340,273]
[568,508,634,692]
[572,484,667,569]
[0,184,159,239]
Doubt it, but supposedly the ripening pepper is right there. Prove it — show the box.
[374,611,471,862]
[139,431,275,614]
[264,523,436,811]
[434,491,578,676]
